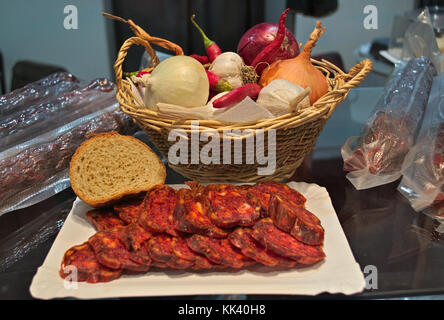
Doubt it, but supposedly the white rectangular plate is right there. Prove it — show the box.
[30,182,365,299]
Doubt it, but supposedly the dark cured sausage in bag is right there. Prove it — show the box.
[0,78,114,138]
[398,73,444,214]
[342,57,435,190]
[0,107,138,214]
[0,72,80,116]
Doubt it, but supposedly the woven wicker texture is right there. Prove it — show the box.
[114,36,372,182]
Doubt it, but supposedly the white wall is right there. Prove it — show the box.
[0,0,114,91]
[265,0,416,70]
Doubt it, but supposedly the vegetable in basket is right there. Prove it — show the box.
[209,52,258,89]
[191,14,222,62]
[237,13,299,67]
[190,54,210,64]
[132,55,209,110]
[259,21,328,104]
[250,8,290,75]
[205,70,232,93]
[256,79,311,116]
[212,83,261,109]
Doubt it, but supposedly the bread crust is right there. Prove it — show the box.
[69,132,166,207]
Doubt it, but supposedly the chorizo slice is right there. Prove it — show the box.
[171,236,197,262]
[171,236,219,271]
[229,228,296,268]
[252,218,325,265]
[147,234,193,270]
[247,181,307,215]
[113,198,144,224]
[88,228,150,272]
[86,208,126,232]
[192,255,217,270]
[60,242,122,283]
[125,222,152,251]
[174,188,229,238]
[186,234,252,269]
[269,195,324,245]
[204,184,261,228]
[139,185,179,237]
[186,234,223,265]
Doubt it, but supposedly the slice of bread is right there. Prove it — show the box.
[69,132,166,207]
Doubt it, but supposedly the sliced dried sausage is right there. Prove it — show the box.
[147,234,193,270]
[139,185,178,236]
[174,188,229,238]
[125,222,152,251]
[88,228,150,272]
[269,195,324,245]
[252,218,325,265]
[229,228,296,268]
[204,184,260,228]
[86,208,126,231]
[114,198,143,224]
[60,242,122,283]
[247,181,307,215]
[187,234,253,268]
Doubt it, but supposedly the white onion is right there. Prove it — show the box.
[135,55,209,110]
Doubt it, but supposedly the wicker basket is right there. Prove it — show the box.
[114,36,372,183]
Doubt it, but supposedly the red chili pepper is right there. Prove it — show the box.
[191,14,222,62]
[205,70,232,92]
[190,54,210,64]
[136,71,151,77]
[251,8,290,75]
[212,83,261,108]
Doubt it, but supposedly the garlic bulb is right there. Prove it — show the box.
[209,52,244,89]
[133,55,209,110]
[256,79,311,116]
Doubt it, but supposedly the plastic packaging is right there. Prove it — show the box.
[342,57,435,190]
[0,74,139,216]
[0,101,138,215]
[0,77,114,140]
[0,83,117,153]
[0,72,80,116]
[402,7,441,73]
[398,72,444,216]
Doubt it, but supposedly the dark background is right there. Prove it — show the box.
[111,0,266,72]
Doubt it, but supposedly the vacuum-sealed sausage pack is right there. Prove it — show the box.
[398,72,444,217]
[0,74,138,215]
[341,57,435,190]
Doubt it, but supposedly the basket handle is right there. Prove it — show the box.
[312,58,373,117]
[114,36,159,89]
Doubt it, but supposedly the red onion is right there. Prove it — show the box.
[237,22,299,66]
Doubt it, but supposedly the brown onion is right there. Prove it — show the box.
[259,21,328,105]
